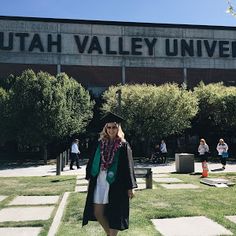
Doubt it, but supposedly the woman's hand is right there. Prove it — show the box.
[128,189,135,199]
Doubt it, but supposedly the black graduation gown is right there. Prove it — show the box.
[82,141,137,230]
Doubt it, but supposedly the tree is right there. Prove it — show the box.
[0,87,9,144]
[102,83,198,155]
[226,0,236,16]
[5,70,94,163]
[193,82,236,136]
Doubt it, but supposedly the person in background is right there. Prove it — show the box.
[70,139,81,170]
[198,138,209,163]
[198,138,210,176]
[216,138,229,170]
[150,144,161,163]
[82,112,137,236]
[160,139,168,163]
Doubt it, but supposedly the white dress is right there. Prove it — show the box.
[93,168,110,204]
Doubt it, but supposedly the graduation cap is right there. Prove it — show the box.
[101,112,124,126]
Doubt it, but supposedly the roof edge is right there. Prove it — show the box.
[1,15,236,31]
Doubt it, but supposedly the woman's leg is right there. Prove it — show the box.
[94,204,110,235]
[110,228,119,236]
[221,157,226,169]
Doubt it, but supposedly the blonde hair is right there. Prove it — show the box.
[99,123,126,142]
[200,138,206,145]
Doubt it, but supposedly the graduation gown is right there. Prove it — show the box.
[82,141,137,230]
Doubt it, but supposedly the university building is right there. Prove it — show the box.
[1,15,236,158]
[1,15,236,97]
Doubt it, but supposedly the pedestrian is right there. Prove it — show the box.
[70,139,81,170]
[198,138,209,162]
[198,138,209,177]
[82,112,137,236]
[160,139,168,163]
[216,138,229,170]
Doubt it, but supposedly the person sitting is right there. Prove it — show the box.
[151,144,161,163]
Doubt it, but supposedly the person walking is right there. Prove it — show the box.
[198,138,209,177]
[198,138,209,162]
[160,139,168,163]
[82,112,137,236]
[70,139,81,170]
[216,138,229,170]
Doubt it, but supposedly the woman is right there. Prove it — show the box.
[216,138,229,170]
[160,140,168,163]
[82,112,137,236]
[198,138,209,163]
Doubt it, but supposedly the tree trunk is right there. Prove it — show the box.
[42,144,48,165]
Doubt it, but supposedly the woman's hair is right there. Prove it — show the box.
[200,138,206,144]
[219,138,224,143]
[99,123,126,142]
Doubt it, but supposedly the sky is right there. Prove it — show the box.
[0,0,236,26]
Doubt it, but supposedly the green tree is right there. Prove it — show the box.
[6,70,94,163]
[193,82,236,136]
[0,87,9,144]
[102,83,198,154]
[226,0,236,16]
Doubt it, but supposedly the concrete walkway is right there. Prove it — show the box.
[0,161,236,177]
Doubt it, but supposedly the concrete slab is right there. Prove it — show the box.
[153,177,183,183]
[151,216,233,236]
[48,192,70,236]
[225,215,236,224]
[214,183,228,188]
[136,178,145,183]
[0,196,7,202]
[160,184,199,189]
[0,206,54,222]
[136,183,146,190]
[8,196,60,206]
[75,185,88,192]
[152,173,169,177]
[76,179,88,185]
[0,227,42,236]
[200,178,235,187]
[76,176,86,180]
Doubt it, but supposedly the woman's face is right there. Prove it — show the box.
[106,122,119,139]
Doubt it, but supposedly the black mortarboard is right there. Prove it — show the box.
[101,112,124,126]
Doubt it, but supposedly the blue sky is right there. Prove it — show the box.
[0,0,236,26]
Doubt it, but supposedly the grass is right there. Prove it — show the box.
[1,173,236,235]
[57,172,236,236]
[0,175,76,236]
[0,176,76,196]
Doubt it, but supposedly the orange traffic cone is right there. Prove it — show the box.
[201,161,208,177]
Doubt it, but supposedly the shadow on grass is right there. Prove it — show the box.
[211,168,225,172]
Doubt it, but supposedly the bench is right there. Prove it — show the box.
[134,167,153,189]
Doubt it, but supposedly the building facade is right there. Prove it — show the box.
[0,16,236,96]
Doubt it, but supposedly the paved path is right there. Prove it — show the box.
[0,161,236,177]
[0,195,61,236]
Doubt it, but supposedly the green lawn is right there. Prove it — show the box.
[57,172,236,236]
[0,176,76,236]
[1,173,236,236]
